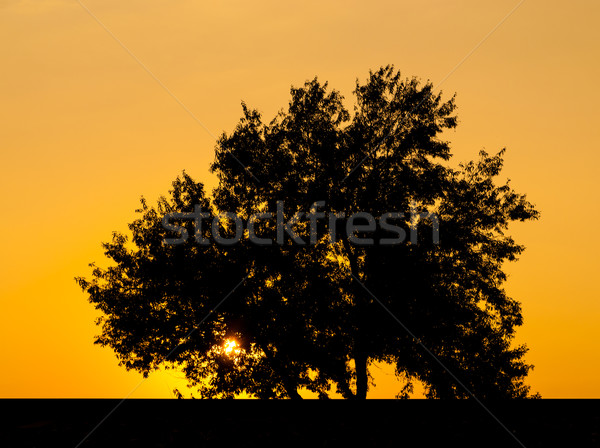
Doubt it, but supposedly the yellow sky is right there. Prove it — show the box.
[1,0,599,398]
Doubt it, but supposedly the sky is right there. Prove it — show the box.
[1,0,599,398]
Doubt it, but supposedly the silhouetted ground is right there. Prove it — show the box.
[1,399,598,447]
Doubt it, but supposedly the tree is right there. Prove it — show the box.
[77,66,539,399]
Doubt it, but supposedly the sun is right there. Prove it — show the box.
[223,339,241,357]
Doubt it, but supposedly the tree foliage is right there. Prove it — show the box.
[77,66,539,399]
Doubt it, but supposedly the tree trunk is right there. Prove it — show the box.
[341,238,369,399]
[355,352,368,399]
[287,388,303,400]
[259,341,303,399]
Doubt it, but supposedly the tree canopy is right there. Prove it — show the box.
[77,66,539,399]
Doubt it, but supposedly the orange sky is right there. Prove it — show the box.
[1,0,599,398]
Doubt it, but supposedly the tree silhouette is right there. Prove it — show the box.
[77,66,539,399]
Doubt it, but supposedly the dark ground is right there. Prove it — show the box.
[1,399,598,447]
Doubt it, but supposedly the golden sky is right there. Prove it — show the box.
[1,0,599,398]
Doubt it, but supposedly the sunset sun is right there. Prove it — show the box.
[223,339,241,357]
